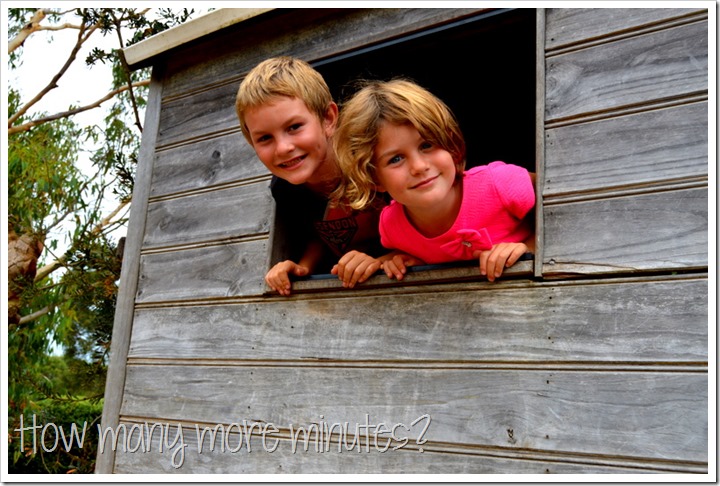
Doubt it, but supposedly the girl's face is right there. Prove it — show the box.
[373,122,459,214]
[245,96,338,186]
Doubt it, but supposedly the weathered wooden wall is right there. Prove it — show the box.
[98,8,709,474]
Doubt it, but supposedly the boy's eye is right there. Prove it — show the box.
[420,141,433,151]
[288,123,302,132]
[255,134,271,144]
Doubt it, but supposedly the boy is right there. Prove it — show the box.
[235,56,386,295]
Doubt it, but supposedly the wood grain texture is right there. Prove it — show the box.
[96,72,165,474]
[150,132,266,198]
[156,82,239,149]
[545,20,708,122]
[119,365,707,463]
[545,8,704,51]
[160,8,485,99]
[110,424,681,474]
[142,181,273,249]
[543,187,707,271]
[101,8,711,475]
[136,239,268,303]
[128,277,707,363]
[544,102,708,196]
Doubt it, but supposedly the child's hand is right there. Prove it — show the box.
[474,242,528,282]
[331,251,382,288]
[265,260,309,296]
[380,252,424,280]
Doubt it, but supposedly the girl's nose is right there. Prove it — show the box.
[408,153,430,174]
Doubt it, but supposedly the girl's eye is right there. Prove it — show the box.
[255,134,271,144]
[288,123,302,132]
[387,154,403,165]
[420,141,433,151]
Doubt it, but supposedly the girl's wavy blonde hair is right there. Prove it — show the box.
[333,79,466,210]
[236,56,333,145]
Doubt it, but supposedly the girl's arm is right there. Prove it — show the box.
[378,250,425,280]
[331,250,382,288]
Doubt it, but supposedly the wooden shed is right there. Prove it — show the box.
[97,6,711,474]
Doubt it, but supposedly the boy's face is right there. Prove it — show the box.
[245,96,337,186]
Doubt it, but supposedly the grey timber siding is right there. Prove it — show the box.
[98,8,709,475]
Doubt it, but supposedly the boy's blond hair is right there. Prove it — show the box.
[333,79,466,211]
[236,56,333,144]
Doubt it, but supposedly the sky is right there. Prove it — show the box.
[5,8,212,256]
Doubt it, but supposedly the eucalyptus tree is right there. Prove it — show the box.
[7,8,197,473]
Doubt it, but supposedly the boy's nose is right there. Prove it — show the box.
[276,136,295,155]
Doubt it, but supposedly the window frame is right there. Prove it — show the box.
[264,7,544,294]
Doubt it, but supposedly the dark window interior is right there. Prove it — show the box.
[270,8,537,285]
[315,8,537,172]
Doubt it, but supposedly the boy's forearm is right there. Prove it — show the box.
[298,239,326,273]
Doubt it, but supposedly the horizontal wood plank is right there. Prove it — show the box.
[143,181,273,248]
[110,424,682,474]
[160,8,485,99]
[136,239,268,303]
[156,82,239,149]
[543,187,707,272]
[119,365,708,463]
[545,8,704,51]
[129,277,707,362]
[150,132,266,198]
[544,102,708,196]
[545,20,708,122]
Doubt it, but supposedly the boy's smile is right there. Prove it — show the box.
[245,96,337,186]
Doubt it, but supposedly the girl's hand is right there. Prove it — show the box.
[474,242,529,282]
[265,260,309,296]
[380,252,424,280]
[331,251,382,288]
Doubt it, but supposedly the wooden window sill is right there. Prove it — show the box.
[266,255,534,295]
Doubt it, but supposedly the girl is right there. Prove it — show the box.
[333,79,535,282]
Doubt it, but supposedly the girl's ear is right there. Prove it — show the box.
[323,102,339,136]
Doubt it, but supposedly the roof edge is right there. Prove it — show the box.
[123,8,273,68]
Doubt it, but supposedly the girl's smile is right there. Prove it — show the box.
[374,122,462,236]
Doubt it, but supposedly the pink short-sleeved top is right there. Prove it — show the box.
[379,161,535,264]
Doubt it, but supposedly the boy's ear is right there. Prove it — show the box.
[323,102,339,136]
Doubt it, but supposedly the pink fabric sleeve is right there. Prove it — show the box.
[378,204,395,250]
[488,162,535,219]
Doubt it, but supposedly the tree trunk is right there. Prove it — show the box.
[8,223,44,325]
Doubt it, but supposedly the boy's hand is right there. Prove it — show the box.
[380,251,424,280]
[474,242,528,282]
[331,251,382,288]
[265,260,309,296]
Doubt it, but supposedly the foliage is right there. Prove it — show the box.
[7,8,198,473]
[8,397,104,474]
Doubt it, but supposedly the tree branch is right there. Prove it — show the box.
[19,305,53,325]
[8,19,99,126]
[110,10,144,132]
[34,199,131,283]
[8,80,150,136]
[37,23,83,32]
[8,9,48,54]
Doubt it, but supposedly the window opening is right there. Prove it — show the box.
[269,8,537,290]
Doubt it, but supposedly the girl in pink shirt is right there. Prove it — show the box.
[333,79,535,282]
